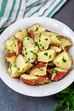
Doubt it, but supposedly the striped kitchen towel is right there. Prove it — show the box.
[0,0,67,33]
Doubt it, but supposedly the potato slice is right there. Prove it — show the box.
[14,29,27,40]
[15,54,33,73]
[28,24,45,34]
[7,64,21,77]
[60,38,72,50]
[23,37,35,47]
[51,67,68,81]
[30,62,47,76]
[38,33,50,50]
[5,38,14,53]
[13,38,23,54]
[54,51,72,70]
[23,46,38,63]
[38,49,56,62]
[6,52,16,63]
[50,46,61,52]
[21,74,50,85]
[50,35,61,45]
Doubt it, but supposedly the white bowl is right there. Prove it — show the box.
[0,17,74,97]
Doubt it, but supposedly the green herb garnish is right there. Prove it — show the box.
[25,52,28,55]
[39,39,41,42]
[39,33,42,37]
[54,83,74,111]
[62,57,66,63]
[52,69,58,74]
[49,55,51,58]
[19,30,22,32]
[8,49,10,53]
[44,38,48,41]
[56,35,61,41]
[27,37,29,40]
[44,52,48,56]
[30,51,37,56]
[18,68,20,71]
[35,27,38,32]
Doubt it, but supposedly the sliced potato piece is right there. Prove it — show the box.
[23,37,35,47]
[15,54,33,73]
[21,74,50,85]
[6,52,16,63]
[60,38,72,50]
[38,49,56,62]
[23,46,38,63]
[5,38,14,53]
[30,65,47,76]
[14,29,27,40]
[7,64,21,77]
[38,33,50,50]
[13,38,23,54]
[51,67,68,81]
[54,51,72,70]
[50,46,61,52]
[50,35,61,45]
[28,24,45,34]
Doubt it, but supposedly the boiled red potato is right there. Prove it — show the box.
[54,51,72,70]
[7,64,22,77]
[5,38,14,53]
[21,74,50,85]
[13,38,23,54]
[51,67,68,81]
[30,62,47,76]
[60,38,72,50]
[38,49,56,62]
[41,31,57,37]
[6,52,16,64]
[15,54,33,73]
[14,29,27,40]
[28,24,45,37]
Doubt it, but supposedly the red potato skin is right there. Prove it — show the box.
[21,75,50,85]
[51,71,68,81]
[32,62,46,70]
[28,30,36,38]
[6,52,16,58]
[16,39,23,54]
[45,29,51,32]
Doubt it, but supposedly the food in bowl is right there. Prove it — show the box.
[5,23,72,85]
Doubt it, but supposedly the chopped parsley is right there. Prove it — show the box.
[52,69,58,74]
[56,36,61,41]
[28,58,30,61]
[35,66,40,69]
[39,39,41,42]
[25,52,28,55]
[35,27,38,32]
[27,37,29,40]
[24,48,26,51]
[13,35,16,38]
[39,33,42,37]
[44,52,48,56]
[8,49,10,52]
[49,55,51,58]
[44,38,48,41]
[18,68,20,71]
[30,51,37,56]
[19,30,22,32]
[62,57,66,63]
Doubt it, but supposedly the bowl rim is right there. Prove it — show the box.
[0,17,74,97]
